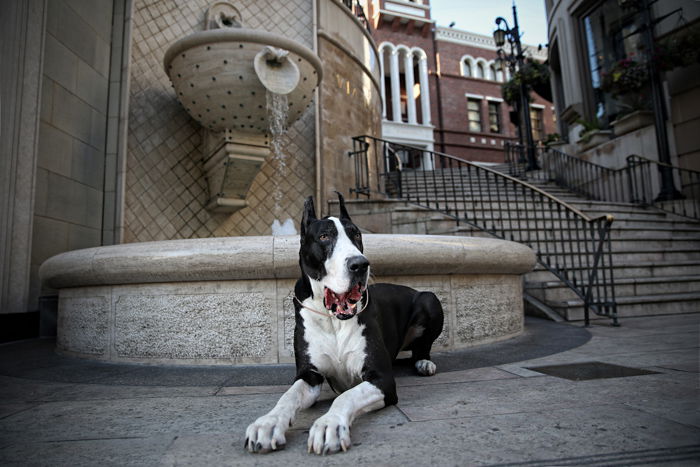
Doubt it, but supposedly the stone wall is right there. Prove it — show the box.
[32,0,115,308]
[316,0,383,211]
[0,0,45,316]
[123,0,316,241]
[42,234,534,365]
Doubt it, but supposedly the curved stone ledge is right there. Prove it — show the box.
[40,235,535,289]
[41,235,536,365]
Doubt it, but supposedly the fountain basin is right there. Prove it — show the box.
[40,235,535,365]
[164,28,322,133]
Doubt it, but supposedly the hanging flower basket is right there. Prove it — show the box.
[500,59,551,106]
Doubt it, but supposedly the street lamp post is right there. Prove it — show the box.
[494,3,539,171]
[639,0,682,201]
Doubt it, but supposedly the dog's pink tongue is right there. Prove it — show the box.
[324,287,361,315]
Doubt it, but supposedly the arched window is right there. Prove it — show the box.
[489,65,497,81]
[464,61,471,77]
[496,68,505,82]
[476,62,485,79]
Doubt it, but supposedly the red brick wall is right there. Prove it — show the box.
[369,8,555,164]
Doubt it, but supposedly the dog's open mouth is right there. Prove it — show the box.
[324,284,364,319]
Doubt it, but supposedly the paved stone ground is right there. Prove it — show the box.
[0,315,698,466]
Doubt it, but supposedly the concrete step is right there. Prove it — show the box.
[526,275,700,303]
[553,291,700,321]
[526,260,700,282]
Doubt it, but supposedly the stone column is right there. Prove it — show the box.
[404,51,417,124]
[389,49,401,122]
[418,56,431,125]
[379,47,387,119]
[0,0,45,316]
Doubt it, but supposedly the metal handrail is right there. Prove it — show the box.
[349,135,618,325]
[506,142,700,220]
[505,143,631,202]
[626,154,700,220]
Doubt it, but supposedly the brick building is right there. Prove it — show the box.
[364,0,556,163]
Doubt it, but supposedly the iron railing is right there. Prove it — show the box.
[349,135,618,325]
[505,142,700,220]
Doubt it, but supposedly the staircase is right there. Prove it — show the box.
[342,168,700,322]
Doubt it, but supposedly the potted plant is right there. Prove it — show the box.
[576,118,612,151]
[600,57,653,135]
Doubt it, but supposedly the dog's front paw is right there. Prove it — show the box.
[245,413,290,454]
[307,413,351,455]
[415,359,437,376]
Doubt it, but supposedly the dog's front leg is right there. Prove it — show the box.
[308,381,387,455]
[245,379,321,453]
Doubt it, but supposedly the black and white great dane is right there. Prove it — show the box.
[245,193,444,455]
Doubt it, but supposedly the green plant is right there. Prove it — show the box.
[576,118,602,144]
[600,58,648,96]
[543,133,562,146]
[500,59,551,106]
[655,22,700,71]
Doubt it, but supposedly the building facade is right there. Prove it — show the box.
[546,0,700,170]
[0,0,382,339]
[364,0,556,163]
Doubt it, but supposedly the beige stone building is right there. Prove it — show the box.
[545,0,700,171]
[1,0,382,340]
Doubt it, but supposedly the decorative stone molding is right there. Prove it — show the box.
[611,110,654,136]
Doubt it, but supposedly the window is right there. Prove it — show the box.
[530,108,544,142]
[582,2,644,126]
[463,60,471,77]
[476,63,485,79]
[468,99,482,132]
[488,102,501,133]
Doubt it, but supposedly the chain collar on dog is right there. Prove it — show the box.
[292,289,369,318]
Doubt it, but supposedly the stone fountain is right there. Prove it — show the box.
[163,1,322,212]
[38,1,537,367]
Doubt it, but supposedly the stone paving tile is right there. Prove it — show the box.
[0,435,174,467]
[396,371,696,422]
[0,402,39,420]
[396,366,518,387]
[623,398,700,430]
[42,384,219,402]
[216,384,288,396]
[1,315,697,466]
[0,396,246,444]
[93,366,233,387]
[158,404,700,466]
[0,376,76,402]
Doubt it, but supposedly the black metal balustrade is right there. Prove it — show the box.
[505,142,700,221]
[349,135,618,325]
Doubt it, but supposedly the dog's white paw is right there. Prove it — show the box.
[307,412,351,455]
[415,359,437,376]
[245,413,290,454]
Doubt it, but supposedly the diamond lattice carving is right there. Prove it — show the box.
[124,0,315,242]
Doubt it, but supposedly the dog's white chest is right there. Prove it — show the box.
[301,308,368,393]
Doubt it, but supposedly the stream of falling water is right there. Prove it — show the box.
[267,91,297,235]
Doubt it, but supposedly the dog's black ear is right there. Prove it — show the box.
[335,191,351,221]
[301,196,317,236]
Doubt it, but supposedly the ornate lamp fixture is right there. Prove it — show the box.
[493,4,538,171]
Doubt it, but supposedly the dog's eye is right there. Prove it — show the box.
[319,234,329,241]
[354,232,361,240]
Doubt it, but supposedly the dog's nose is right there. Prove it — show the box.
[347,255,369,275]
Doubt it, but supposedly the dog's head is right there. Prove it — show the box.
[299,192,369,320]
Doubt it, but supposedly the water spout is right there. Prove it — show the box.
[254,46,300,95]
